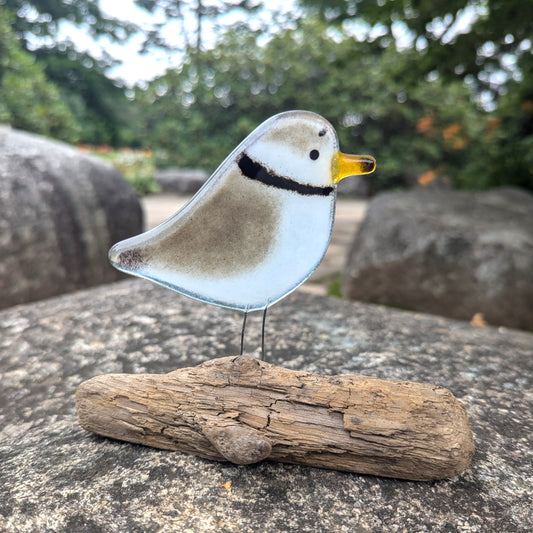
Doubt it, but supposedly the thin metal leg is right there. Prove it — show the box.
[261,306,268,361]
[240,311,248,355]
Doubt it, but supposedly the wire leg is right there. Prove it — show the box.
[240,311,248,356]
[261,306,268,361]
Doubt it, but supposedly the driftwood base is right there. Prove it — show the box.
[76,356,474,481]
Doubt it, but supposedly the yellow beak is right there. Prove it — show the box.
[333,151,376,184]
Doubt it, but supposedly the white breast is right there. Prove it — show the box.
[140,188,336,311]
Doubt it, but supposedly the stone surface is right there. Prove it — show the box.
[336,174,371,197]
[156,168,208,194]
[1,279,532,532]
[0,126,143,310]
[343,187,533,330]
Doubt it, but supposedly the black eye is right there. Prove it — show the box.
[309,149,319,160]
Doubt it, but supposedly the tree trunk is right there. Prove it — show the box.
[76,355,474,481]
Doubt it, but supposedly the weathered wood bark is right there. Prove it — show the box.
[76,355,474,481]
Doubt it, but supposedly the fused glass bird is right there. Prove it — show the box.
[109,111,375,357]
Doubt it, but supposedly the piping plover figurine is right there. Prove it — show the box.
[109,110,375,356]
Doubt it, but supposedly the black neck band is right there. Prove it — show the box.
[238,154,334,197]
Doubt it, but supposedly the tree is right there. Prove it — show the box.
[3,0,134,48]
[298,0,533,96]
[297,0,533,190]
[134,0,263,55]
[35,47,139,146]
[459,51,533,190]
[136,21,483,190]
[1,0,139,145]
[0,9,81,141]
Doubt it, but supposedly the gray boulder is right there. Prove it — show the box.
[343,187,533,330]
[0,279,532,532]
[0,126,142,309]
[156,167,208,194]
[337,174,371,197]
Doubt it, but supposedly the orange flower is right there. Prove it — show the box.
[521,100,533,113]
[443,123,461,141]
[416,115,434,135]
[418,169,437,186]
[487,118,501,131]
[452,138,468,149]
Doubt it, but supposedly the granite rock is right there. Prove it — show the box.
[0,126,143,309]
[0,279,532,532]
[156,168,208,194]
[343,187,533,330]
[336,174,371,197]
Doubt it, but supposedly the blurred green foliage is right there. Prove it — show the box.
[326,274,343,298]
[0,10,80,141]
[1,0,531,192]
[3,0,134,45]
[134,21,502,190]
[461,52,533,190]
[87,147,160,196]
[299,0,533,91]
[1,0,138,146]
[35,47,139,146]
